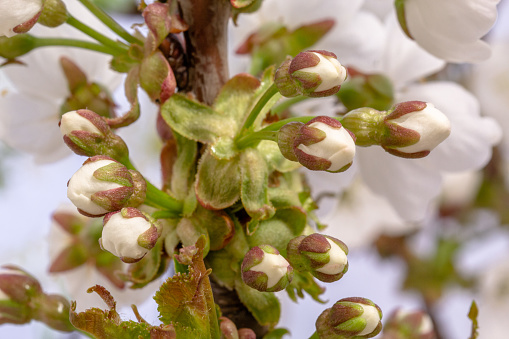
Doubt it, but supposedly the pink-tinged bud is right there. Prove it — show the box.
[382,101,451,159]
[238,328,256,339]
[99,208,161,263]
[241,245,293,292]
[67,156,146,217]
[278,116,356,173]
[59,110,129,162]
[219,316,239,339]
[0,0,43,37]
[316,297,383,338]
[383,309,436,339]
[275,50,347,98]
[287,234,349,283]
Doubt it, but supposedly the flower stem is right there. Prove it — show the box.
[78,0,142,45]
[239,83,280,134]
[125,160,183,214]
[236,130,278,149]
[33,37,119,55]
[152,210,179,219]
[66,15,127,53]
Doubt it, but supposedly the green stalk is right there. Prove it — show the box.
[271,95,309,116]
[33,37,119,55]
[152,210,179,219]
[236,130,278,149]
[125,160,183,214]
[78,0,142,45]
[239,83,280,135]
[66,15,127,53]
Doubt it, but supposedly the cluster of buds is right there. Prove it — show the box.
[241,245,293,292]
[316,297,383,338]
[67,156,146,217]
[278,116,356,172]
[382,309,436,339]
[219,316,256,339]
[60,110,129,162]
[341,101,451,158]
[287,234,348,282]
[275,50,347,98]
[0,266,73,331]
[100,207,161,263]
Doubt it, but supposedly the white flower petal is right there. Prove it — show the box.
[0,0,42,37]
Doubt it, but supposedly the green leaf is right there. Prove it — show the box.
[235,277,280,327]
[176,217,211,257]
[170,131,198,200]
[240,148,275,221]
[285,271,325,303]
[154,237,220,339]
[195,149,241,210]
[263,328,290,339]
[210,136,239,160]
[161,94,236,144]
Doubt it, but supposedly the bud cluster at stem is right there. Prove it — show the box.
[341,101,451,159]
[383,309,436,339]
[241,245,294,292]
[275,50,347,98]
[316,297,383,338]
[67,156,146,217]
[60,110,129,162]
[99,207,161,263]
[287,233,349,282]
[278,116,356,172]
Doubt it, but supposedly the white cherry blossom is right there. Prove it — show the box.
[0,0,43,37]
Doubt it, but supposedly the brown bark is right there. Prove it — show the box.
[177,0,231,105]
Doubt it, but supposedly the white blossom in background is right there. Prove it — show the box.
[0,0,43,37]
[228,0,385,74]
[0,0,122,163]
[400,0,500,63]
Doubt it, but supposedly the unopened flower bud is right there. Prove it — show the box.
[67,156,146,217]
[275,50,347,98]
[38,0,68,28]
[0,0,43,37]
[316,297,382,338]
[278,116,356,172]
[341,101,451,159]
[383,309,436,339]
[99,207,161,263]
[287,234,348,282]
[241,245,293,292]
[59,109,129,162]
[382,101,451,158]
[337,70,394,111]
[0,34,37,60]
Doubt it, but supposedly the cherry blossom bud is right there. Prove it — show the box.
[0,34,37,60]
[67,156,146,217]
[383,309,436,339]
[241,245,293,292]
[59,109,129,162]
[275,50,347,98]
[287,234,348,283]
[99,207,161,263]
[316,297,383,339]
[382,101,451,159]
[0,0,43,37]
[278,116,356,172]
[0,265,42,325]
[38,0,68,28]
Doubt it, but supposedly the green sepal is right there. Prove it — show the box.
[154,237,220,339]
[93,162,132,187]
[119,237,169,288]
[234,276,280,327]
[247,207,307,255]
[240,148,275,222]
[48,243,88,273]
[195,149,241,210]
[171,132,198,200]
[285,271,326,303]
